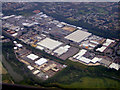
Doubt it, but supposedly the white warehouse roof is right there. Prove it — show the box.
[12,33,18,37]
[16,44,23,48]
[33,70,40,75]
[96,46,107,52]
[91,57,102,63]
[37,38,63,50]
[73,49,87,59]
[109,63,120,70]
[36,46,44,50]
[54,45,70,56]
[14,47,17,50]
[27,54,39,61]
[79,57,91,64]
[90,40,99,45]
[13,41,17,44]
[15,15,23,19]
[2,15,15,19]
[27,65,34,70]
[65,30,91,43]
[35,58,48,66]
[103,39,115,47]
[89,44,96,48]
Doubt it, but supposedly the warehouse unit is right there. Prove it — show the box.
[109,63,120,70]
[27,54,39,61]
[35,58,48,66]
[53,45,71,56]
[72,49,102,65]
[27,65,34,71]
[78,57,91,64]
[103,39,115,47]
[73,49,87,59]
[96,46,107,52]
[65,30,91,43]
[37,37,63,50]
[91,57,102,64]
[2,15,15,20]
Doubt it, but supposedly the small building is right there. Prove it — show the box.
[14,47,18,50]
[103,39,115,47]
[27,65,34,70]
[73,49,87,59]
[27,54,39,61]
[2,15,15,20]
[35,58,48,66]
[78,56,91,64]
[16,43,23,48]
[12,33,18,37]
[109,63,120,70]
[96,46,107,52]
[13,41,17,44]
[36,46,44,50]
[90,40,99,45]
[33,70,40,75]
[91,57,102,64]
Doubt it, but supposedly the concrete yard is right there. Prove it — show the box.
[59,47,79,60]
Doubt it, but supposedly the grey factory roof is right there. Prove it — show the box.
[99,59,111,67]
[65,30,91,43]
[37,37,63,50]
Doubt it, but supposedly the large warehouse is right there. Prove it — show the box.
[37,38,63,50]
[65,30,91,43]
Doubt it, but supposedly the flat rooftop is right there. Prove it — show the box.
[65,30,91,43]
[37,37,63,50]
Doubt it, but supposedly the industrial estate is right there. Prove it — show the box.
[1,10,120,81]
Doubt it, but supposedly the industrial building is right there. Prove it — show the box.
[103,39,115,47]
[22,22,39,27]
[27,65,34,71]
[109,63,120,70]
[65,30,91,43]
[35,58,48,66]
[91,57,102,64]
[37,37,63,50]
[73,49,102,64]
[53,45,70,56]
[14,46,65,80]
[96,46,107,52]
[96,39,115,52]
[73,49,87,59]
[79,35,104,50]
[27,54,39,61]
[2,15,15,20]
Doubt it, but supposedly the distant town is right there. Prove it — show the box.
[1,8,120,80]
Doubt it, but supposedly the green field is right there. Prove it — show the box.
[0,60,7,74]
[55,77,120,88]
